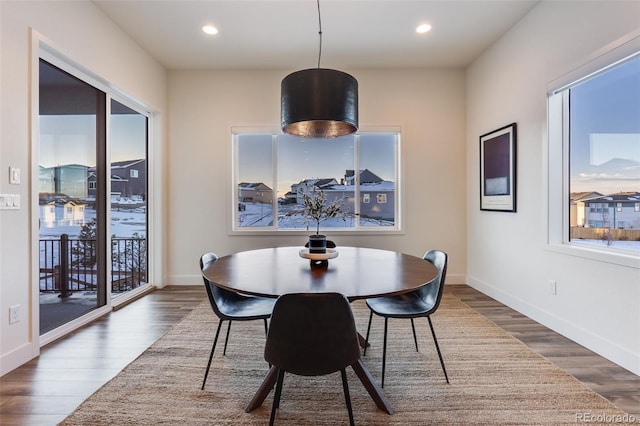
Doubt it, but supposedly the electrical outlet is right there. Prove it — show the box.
[548,280,557,295]
[9,305,20,324]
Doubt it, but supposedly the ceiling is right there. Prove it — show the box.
[92,0,539,70]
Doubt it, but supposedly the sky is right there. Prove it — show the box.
[569,54,640,194]
[237,132,397,197]
[40,112,147,168]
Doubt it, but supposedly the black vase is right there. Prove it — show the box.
[308,234,327,254]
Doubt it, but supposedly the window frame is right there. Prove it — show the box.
[230,127,403,235]
[546,31,640,268]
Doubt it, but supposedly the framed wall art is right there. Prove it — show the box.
[480,123,517,212]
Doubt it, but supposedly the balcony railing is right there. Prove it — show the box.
[39,234,147,295]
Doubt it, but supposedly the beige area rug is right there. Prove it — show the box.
[60,294,629,425]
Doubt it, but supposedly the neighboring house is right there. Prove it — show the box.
[343,169,384,185]
[238,182,273,204]
[290,170,395,221]
[570,192,603,227]
[290,178,339,204]
[111,159,146,198]
[62,201,86,225]
[39,199,86,228]
[583,192,640,229]
[87,159,147,198]
[40,159,146,200]
[331,180,396,221]
[39,201,56,227]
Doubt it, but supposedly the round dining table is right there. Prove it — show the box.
[201,246,438,301]
[200,246,439,415]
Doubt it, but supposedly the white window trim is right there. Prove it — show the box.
[546,31,640,269]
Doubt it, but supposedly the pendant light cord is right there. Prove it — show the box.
[317,0,322,68]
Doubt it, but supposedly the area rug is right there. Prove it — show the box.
[59,294,628,425]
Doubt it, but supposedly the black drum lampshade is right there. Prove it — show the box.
[281,68,358,138]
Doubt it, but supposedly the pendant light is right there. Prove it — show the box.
[281,0,358,138]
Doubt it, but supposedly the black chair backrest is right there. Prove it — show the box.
[264,292,360,377]
[200,252,238,319]
[417,250,448,312]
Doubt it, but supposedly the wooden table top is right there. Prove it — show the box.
[201,246,438,300]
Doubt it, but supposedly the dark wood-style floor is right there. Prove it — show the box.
[0,285,638,425]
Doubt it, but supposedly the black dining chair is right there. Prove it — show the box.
[199,252,276,390]
[264,292,361,426]
[363,249,449,388]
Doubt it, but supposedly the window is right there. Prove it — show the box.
[233,130,400,232]
[548,39,639,263]
[130,169,138,178]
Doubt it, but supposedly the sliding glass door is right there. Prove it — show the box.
[38,59,150,335]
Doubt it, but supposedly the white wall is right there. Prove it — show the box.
[166,68,467,285]
[0,1,166,374]
[466,1,640,375]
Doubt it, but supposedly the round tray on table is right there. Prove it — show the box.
[299,248,338,269]
[298,248,339,260]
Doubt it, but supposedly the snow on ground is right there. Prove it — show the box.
[238,201,393,228]
[39,205,146,239]
[572,238,640,253]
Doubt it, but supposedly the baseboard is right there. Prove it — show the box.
[167,275,202,286]
[466,275,640,376]
[0,342,37,376]
[445,273,465,285]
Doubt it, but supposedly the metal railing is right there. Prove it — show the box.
[39,234,147,295]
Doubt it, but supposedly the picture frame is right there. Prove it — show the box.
[480,123,517,212]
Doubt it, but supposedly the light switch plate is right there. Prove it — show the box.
[0,194,20,210]
[9,167,20,184]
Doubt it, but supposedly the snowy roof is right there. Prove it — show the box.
[238,182,273,191]
[111,159,145,169]
[327,181,395,191]
[588,192,640,202]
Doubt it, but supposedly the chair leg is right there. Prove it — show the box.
[410,318,419,352]
[428,316,449,384]
[222,320,232,355]
[264,318,272,368]
[363,310,373,356]
[269,369,285,426]
[202,319,224,390]
[340,369,355,426]
[382,317,388,388]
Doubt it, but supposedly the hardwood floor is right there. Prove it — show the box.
[0,286,207,425]
[448,285,640,417]
[0,284,638,424]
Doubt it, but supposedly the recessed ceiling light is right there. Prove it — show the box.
[202,25,218,35]
[416,23,432,34]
